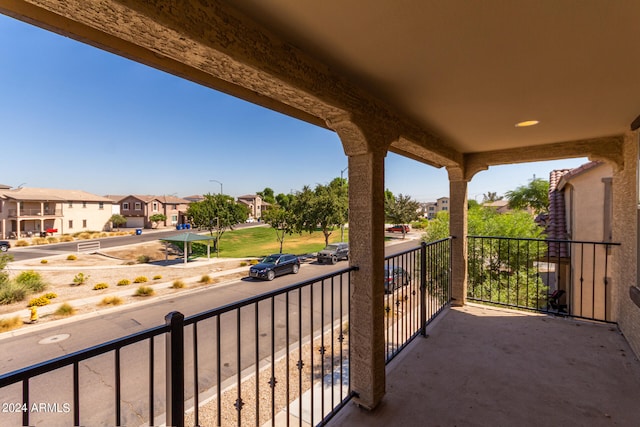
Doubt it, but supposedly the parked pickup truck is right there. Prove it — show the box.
[317,242,349,264]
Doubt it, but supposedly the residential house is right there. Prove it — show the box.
[421,202,437,219]
[0,186,113,238]
[237,194,269,221]
[419,197,450,219]
[182,194,205,203]
[110,195,191,229]
[548,161,614,319]
[482,199,511,213]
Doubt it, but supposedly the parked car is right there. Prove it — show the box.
[0,240,9,252]
[386,224,410,233]
[317,242,349,264]
[249,253,301,280]
[384,266,411,293]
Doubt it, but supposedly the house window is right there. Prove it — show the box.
[99,202,104,209]
[68,220,73,229]
[123,202,129,210]
[152,202,158,211]
[82,202,87,208]
[68,202,73,208]
[83,219,87,228]
[135,202,141,211]
[171,215,178,225]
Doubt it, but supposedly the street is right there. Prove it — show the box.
[0,238,420,426]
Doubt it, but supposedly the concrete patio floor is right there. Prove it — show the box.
[329,304,640,427]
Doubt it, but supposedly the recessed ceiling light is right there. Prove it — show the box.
[515,120,539,127]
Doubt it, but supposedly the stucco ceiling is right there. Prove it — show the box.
[227,0,640,153]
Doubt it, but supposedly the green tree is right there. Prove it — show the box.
[109,214,127,231]
[423,205,547,309]
[275,193,294,210]
[262,205,297,253]
[257,187,276,204]
[292,181,348,246]
[149,213,167,228]
[505,178,549,214]
[186,193,249,252]
[385,193,421,239]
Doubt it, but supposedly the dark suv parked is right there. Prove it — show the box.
[249,253,300,280]
[317,242,349,264]
[0,241,9,252]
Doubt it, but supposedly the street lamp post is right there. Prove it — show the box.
[209,180,223,195]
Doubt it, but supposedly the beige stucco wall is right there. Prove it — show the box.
[61,201,113,233]
[612,134,640,358]
[564,163,613,320]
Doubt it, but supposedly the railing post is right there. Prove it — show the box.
[420,241,427,336]
[165,311,185,427]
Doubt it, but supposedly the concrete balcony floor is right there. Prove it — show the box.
[329,303,640,427]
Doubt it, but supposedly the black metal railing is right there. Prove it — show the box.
[467,236,620,322]
[0,268,355,427]
[384,238,452,362]
[0,239,455,427]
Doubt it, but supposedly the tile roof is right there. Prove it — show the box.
[0,187,113,202]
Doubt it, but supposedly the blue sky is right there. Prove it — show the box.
[0,14,587,202]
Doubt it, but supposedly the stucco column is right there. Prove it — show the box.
[611,132,640,356]
[327,115,393,409]
[448,167,468,306]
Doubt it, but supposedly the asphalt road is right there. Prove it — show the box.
[5,224,260,262]
[0,237,420,426]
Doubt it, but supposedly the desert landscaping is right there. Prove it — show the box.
[0,240,250,325]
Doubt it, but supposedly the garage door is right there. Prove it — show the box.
[126,217,145,228]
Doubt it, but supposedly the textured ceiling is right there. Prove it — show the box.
[228,0,640,153]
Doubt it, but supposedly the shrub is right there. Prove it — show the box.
[199,275,212,284]
[153,275,162,280]
[239,261,248,267]
[72,272,90,286]
[55,303,76,316]
[0,316,23,332]
[43,292,57,299]
[46,237,59,244]
[171,280,185,289]
[32,237,48,245]
[137,255,151,264]
[60,235,74,242]
[66,254,77,261]
[133,276,148,283]
[135,286,155,297]
[27,296,50,307]
[99,296,123,306]
[40,259,48,264]
[0,282,27,305]
[15,240,29,247]
[249,259,259,265]
[15,271,47,293]
[117,279,131,286]
[93,283,109,290]
[77,232,91,240]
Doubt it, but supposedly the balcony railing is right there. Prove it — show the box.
[467,236,620,322]
[7,208,62,217]
[0,239,453,427]
[383,238,452,362]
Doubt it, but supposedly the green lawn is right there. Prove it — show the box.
[191,225,349,258]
